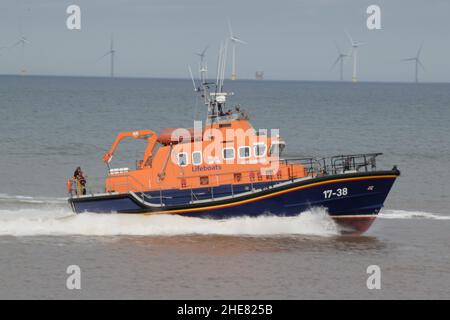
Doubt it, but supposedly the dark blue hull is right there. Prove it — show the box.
[69,170,399,233]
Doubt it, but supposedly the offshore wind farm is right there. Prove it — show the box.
[0,26,432,84]
[0,5,443,84]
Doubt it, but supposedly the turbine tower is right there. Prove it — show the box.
[228,20,246,80]
[98,37,116,78]
[346,32,364,83]
[331,42,349,81]
[403,44,424,83]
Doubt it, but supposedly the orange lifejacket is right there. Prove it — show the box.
[66,179,72,193]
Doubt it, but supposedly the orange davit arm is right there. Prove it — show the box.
[102,130,157,164]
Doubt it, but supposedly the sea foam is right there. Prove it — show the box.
[0,194,448,237]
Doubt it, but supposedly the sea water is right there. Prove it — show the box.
[0,76,449,299]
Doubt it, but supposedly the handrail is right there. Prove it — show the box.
[69,153,384,205]
[269,153,382,176]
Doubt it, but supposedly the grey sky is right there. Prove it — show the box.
[0,0,449,82]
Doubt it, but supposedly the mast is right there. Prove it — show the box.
[191,38,235,126]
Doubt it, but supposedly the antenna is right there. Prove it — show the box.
[188,27,236,127]
[216,42,224,88]
[220,40,228,90]
[188,65,198,91]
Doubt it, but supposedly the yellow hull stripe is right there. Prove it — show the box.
[143,175,397,216]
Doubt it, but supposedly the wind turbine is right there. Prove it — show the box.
[403,44,424,83]
[331,42,349,81]
[228,20,246,80]
[196,45,208,83]
[11,27,29,75]
[98,37,116,78]
[196,45,208,65]
[346,32,364,83]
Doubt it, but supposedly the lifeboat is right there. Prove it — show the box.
[67,54,400,235]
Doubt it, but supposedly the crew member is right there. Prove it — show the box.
[73,167,87,196]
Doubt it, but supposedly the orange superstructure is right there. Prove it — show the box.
[103,116,307,194]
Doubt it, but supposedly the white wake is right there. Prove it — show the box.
[0,194,448,237]
[0,193,66,205]
[0,207,338,237]
[379,209,450,220]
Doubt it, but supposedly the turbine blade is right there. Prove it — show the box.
[232,37,247,44]
[10,40,22,48]
[201,45,209,56]
[345,31,354,46]
[227,18,233,37]
[97,52,111,61]
[330,56,341,70]
[417,42,423,58]
[334,41,342,55]
[418,59,425,70]
[196,45,209,58]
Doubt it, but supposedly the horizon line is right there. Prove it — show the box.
[0,73,449,85]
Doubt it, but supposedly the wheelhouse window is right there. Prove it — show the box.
[192,151,202,166]
[238,146,251,159]
[254,143,267,157]
[223,148,235,160]
[177,152,188,166]
[269,142,285,157]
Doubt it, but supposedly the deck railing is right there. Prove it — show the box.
[320,153,382,175]
[69,153,383,206]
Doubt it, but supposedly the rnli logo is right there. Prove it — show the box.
[367,186,374,191]
[192,165,222,172]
